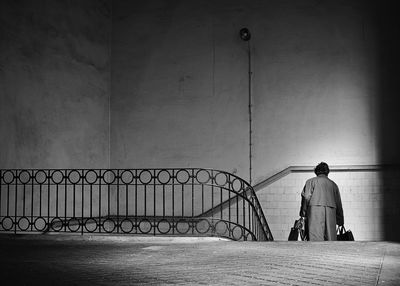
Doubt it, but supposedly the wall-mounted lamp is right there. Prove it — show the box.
[240,28,251,41]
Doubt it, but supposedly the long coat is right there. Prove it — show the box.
[299,174,344,241]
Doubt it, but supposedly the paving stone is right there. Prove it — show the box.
[0,235,399,285]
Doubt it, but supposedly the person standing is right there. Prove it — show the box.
[299,162,344,241]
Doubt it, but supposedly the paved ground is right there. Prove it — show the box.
[0,235,399,285]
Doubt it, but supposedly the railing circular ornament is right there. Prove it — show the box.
[195,219,210,234]
[50,217,64,232]
[214,172,227,187]
[231,225,244,240]
[34,170,47,184]
[67,170,81,185]
[138,219,152,234]
[18,170,31,184]
[17,216,30,231]
[156,170,171,184]
[33,217,47,232]
[195,169,211,184]
[157,219,171,234]
[67,218,80,232]
[102,170,116,184]
[175,169,190,184]
[120,218,134,233]
[1,216,14,231]
[246,232,255,241]
[102,218,116,233]
[231,178,243,192]
[2,170,15,184]
[175,219,190,234]
[84,170,98,185]
[139,170,152,185]
[84,217,98,232]
[215,220,228,236]
[51,170,64,184]
[120,170,134,184]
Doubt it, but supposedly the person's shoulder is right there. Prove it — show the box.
[306,177,315,182]
[306,177,318,184]
[327,177,339,188]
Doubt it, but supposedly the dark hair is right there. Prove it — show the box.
[314,162,330,176]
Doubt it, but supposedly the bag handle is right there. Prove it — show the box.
[337,225,346,234]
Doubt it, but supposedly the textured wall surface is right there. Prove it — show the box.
[111,0,379,185]
[0,0,384,177]
[251,1,379,182]
[0,0,111,169]
[111,1,249,174]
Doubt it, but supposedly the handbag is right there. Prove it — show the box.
[337,225,354,241]
[288,219,306,241]
[288,225,299,241]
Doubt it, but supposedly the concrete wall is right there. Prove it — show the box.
[251,1,379,181]
[0,0,111,169]
[0,0,385,181]
[111,0,380,183]
[1,0,399,240]
[111,0,249,174]
[110,0,400,241]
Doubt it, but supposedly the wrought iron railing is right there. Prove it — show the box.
[0,169,273,241]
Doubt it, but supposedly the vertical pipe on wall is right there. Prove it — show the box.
[247,40,253,186]
[108,1,113,170]
[240,28,253,185]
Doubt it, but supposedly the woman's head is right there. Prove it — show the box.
[314,162,330,176]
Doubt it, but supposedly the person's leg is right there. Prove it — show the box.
[307,206,325,241]
[324,206,337,241]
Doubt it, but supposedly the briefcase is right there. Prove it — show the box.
[337,225,354,241]
[288,219,306,241]
[288,226,299,241]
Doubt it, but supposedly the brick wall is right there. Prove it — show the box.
[257,170,389,241]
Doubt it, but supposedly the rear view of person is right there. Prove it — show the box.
[299,162,344,241]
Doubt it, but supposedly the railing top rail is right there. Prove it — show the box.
[252,164,387,192]
[0,167,248,174]
[0,168,252,185]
